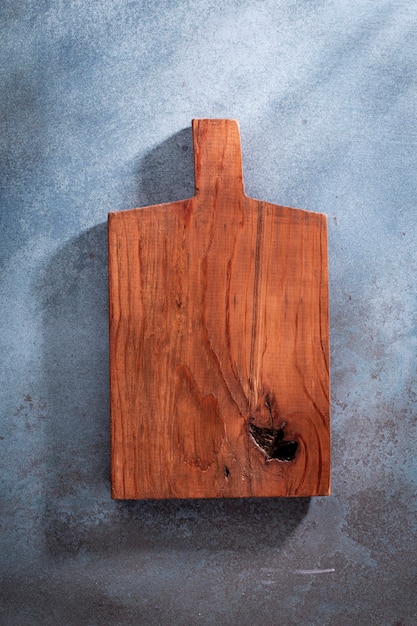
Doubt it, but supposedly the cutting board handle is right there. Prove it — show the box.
[192,119,245,197]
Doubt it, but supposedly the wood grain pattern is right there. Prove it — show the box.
[109,119,330,499]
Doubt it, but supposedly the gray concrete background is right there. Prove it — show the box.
[1,1,416,624]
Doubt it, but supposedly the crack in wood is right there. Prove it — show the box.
[249,392,298,462]
[249,421,298,462]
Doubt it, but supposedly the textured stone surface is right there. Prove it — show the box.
[1,1,416,624]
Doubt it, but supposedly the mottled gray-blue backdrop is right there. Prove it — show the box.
[1,1,416,624]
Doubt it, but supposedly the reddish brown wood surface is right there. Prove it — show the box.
[108,119,330,499]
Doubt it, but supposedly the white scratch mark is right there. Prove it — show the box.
[295,568,335,575]
[260,568,280,573]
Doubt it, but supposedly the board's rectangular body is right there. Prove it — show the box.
[109,119,330,499]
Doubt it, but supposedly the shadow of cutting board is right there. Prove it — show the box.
[108,119,330,499]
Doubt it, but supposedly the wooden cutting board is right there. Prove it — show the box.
[108,119,330,499]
